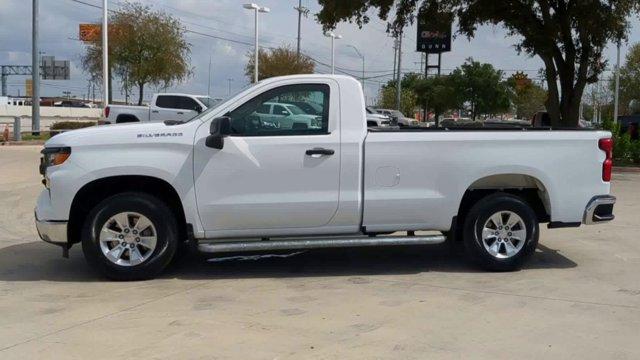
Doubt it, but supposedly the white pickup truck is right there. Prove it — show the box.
[35,75,616,280]
[105,93,216,124]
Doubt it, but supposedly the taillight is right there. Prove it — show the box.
[599,138,613,182]
[104,106,110,118]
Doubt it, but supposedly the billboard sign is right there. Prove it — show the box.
[41,56,70,80]
[79,23,101,42]
[416,8,453,53]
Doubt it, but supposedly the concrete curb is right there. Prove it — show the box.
[614,166,640,173]
[1,140,46,146]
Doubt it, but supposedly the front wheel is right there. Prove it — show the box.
[81,192,178,280]
[463,193,539,271]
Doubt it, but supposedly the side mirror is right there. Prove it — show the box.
[206,116,231,149]
[195,105,203,113]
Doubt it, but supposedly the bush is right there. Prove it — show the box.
[50,121,96,130]
[631,140,640,164]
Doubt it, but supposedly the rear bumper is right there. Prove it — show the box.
[583,195,616,225]
[35,211,68,246]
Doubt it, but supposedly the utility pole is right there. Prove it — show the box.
[294,0,308,57]
[227,78,233,97]
[613,41,621,125]
[395,30,403,112]
[208,52,212,97]
[102,0,108,110]
[392,38,398,81]
[32,0,40,135]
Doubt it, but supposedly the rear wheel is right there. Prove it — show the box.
[81,192,178,280]
[463,193,539,271]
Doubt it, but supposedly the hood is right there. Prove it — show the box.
[45,121,197,148]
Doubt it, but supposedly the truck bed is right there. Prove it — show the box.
[361,129,610,232]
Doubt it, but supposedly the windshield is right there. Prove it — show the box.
[391,110,405,118]
[196,96,217,108]
[182,83,252,123]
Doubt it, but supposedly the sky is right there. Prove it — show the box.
[1,0,638,105]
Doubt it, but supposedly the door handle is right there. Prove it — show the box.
[306,148,335,157]
[151,110,159,113]
[177,112,184,115]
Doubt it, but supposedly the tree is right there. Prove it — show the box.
[82,3,191,105]
[448,59,511,120]
[506,74,548,119]
[616,43,640,115]
[316,0,640,127]
[412,75,462,116]
[377,73,421,116]
[245,46,315,82]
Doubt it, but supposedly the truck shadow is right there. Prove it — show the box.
[0,240,576,282]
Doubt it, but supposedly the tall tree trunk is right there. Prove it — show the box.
[541,55,562,127]
[138,82,144,106]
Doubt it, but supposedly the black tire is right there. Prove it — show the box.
[462,193,539,271]
[81,192,178,280]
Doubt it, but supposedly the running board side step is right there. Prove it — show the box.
[197,234,446,254]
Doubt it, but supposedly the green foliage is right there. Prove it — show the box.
[630,140,640,164]
[50,121,96,130]
[412,75,462,115]
[506,77,547,120]
[617,43,640,116]
[315,0,640,127]
[377,86,418,117]
[602,118,638,163]
[82,2,191,105]
[377,73,421,116]
[245,46,315,82]
[448,59,511,120]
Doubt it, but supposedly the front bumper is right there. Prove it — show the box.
[583,195,616,225]
[35,211,68,246]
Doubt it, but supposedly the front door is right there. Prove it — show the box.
[194,83,340,234]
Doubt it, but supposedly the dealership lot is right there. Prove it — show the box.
[0,145,639,359]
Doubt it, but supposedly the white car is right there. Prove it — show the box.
[105,93,217,124]
[366,107,392,127]
[36,75,616,280]
[374,108,419,127]
[253,102,322,130]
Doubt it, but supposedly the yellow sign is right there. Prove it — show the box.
[79,23,101,42]
[25,79,32,97]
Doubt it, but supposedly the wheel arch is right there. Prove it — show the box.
[451,173,551,238]
[68,175,188,246]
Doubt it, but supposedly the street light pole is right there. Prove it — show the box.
[244,3,270,84]
[347,45,365,96]
[325,32,342,74]
[32,0,40,135]
[207,52,212,97]
[102,0,108,109]
[613,41,621,125]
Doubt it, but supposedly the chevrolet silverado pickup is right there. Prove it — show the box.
[35,75,616,280]
[105,93,216,124]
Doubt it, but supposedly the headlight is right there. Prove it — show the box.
[40,147,71,175]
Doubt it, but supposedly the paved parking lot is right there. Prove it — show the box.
[1,145,639,359]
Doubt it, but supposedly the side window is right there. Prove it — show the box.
[155,95,180,109]
[256,104,271,114]
[178,97,200,111]
[272,104,288,116]
[227,84,330,136]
